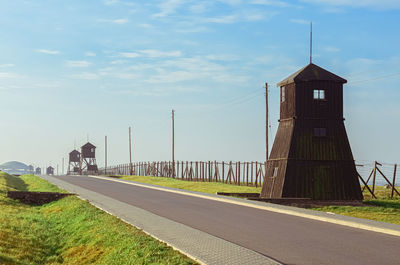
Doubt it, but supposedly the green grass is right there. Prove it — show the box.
[312,186,400,225]
[117,175,262,194]
[0,172,196,265]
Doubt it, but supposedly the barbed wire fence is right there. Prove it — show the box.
[98,160,399,198]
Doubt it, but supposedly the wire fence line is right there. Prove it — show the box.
[98,160,399,196]
[98,161,266,187]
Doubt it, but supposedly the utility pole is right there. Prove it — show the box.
[129,127,133,175]
[310,21,313,64]
[265,83,269,161]
[172,109,175,177]
[105,135,108,175]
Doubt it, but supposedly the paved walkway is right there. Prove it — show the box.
[40,175,279,265]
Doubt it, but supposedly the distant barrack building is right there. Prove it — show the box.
[261,63,363,200]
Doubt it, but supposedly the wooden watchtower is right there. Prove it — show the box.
[67,150,81,175]
[81,142,98,174]
[261,63,363,200]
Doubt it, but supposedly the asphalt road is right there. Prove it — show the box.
[54,175,400,265]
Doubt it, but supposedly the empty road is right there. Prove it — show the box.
[52,175,400,265]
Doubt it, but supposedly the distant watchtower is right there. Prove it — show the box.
[81,142,98,174]
[35,167,41,175]
[68,150,81,175]
[261,63,363,200]
[46,166,54,175]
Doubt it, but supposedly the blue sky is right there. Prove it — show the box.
[0,0,399,171]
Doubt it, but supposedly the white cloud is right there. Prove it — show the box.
[143,56,249,84]
[250,0,290,7]
[120,50,182,58]
[103,0,119,5]
[203,15,238,24]
[0,72,21,79]
[301,0,400,10]
[112,73,138,79]
[36,49,60,55]
[100,18,129,24]
[0,64,14,68]
[323,46,340,52]
[205,54,240,61]
[175,26,209,33]
[98,67,138,79]
[290,18,309,24]
[243,12,266,21]
[199,11,276,24]
[111,60,127,64]
[153,0,186,17]
[189,3,209,13]
[70,72,99,80]
[66,60,92,67]
[85,52,96,57]
[111,18,129,24]
[120,52,140,58]
[138,23,154,29]
[139,49,182,58]
[218,0,242,5]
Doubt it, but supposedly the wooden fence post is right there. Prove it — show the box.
[358,173,377,199]
[222,161,225,183]
[202,162,204,181]
[372,161,377,194]
[376,165,400,197]
[238,162,241,186]
[208,161,211,182]
[255,162,258,187]
[251,162,254,186]
[246,162,249,186]
[392,164,398,198]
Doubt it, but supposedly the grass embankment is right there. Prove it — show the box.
[0,172,196,265]
[118,175,262,194]
[115,175,400,225]
[312,187,400,225]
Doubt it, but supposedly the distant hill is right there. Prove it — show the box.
[0,161,33,175]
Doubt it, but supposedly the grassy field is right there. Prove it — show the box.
[0,172,196,265]
[312,186,400,225]
[118,175,262,194]
[114,175,400,225]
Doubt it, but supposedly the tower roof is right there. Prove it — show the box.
[69,150,80,155]
[81,142,96,149]
[277,63,347,87]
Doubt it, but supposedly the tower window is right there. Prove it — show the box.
[273,167,279,177]
[314,128,327,137]
[313,89,325,100]
[281,86,286,103]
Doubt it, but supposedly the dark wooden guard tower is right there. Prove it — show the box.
[261,63,363,200]
[68,150,81,175]
[46,166,54,175]
[81,142,98,174]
